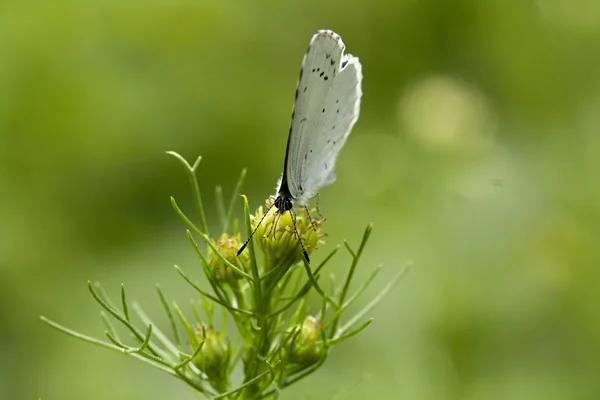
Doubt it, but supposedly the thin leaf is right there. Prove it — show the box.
[93,282,118,311]
[121,284,130,322]
[225,168,247,233]
[241,195,262,309]
[166,151,208,235]
[214,360,280,400]
[40,316,175,375]
[87,281,162,358]
[170,197,203,236]
[301,259,338,310]
[215,185,227,233]
[324,264,383,332]
[186,231,229,303]
[175,266,253,316]
[132,301,180,358]
[174,326,205,370]
[328,319,373,345]
[337,263,410,336]
[126,324,153,354]
[156,284,182,350]
[330,224,373,335]
[100,310,120,342]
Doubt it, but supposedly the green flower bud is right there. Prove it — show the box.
[252,199,324,270]
[191,325,230,390]
[208,233,249,285]
[290,316,324,365]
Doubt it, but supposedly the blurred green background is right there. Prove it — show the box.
[2,0,599,398]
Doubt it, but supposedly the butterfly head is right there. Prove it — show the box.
[274,193,293,214]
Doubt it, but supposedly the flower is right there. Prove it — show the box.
[208,233,250,285]
[252,199,325,272]
[289,316,324,365]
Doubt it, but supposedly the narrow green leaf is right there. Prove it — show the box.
[120,284,129,322]
[100,310,120,342]
[175,266,254,316]
[215,185,227,233]
[156,284,182,350]
[174,326,205,370]
[166,151,208,236]
[126,324,153,354]
[301,259,338,310]
[337,263,410,336]
[87,281,162,358]
[186,231,230,303]
[173,301,195,344]
[324,264,383,332]
[214,360,280,400]
[40,316,176,375]
[241,195,260,292]
[328,319,373,345]
[225,168,247,233]
[170,196,203,235]
[132,301,180,358]
[330,223,373,335]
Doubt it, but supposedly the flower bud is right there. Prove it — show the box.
[290,316,324,365]
[191,325,230,389]
[207,233,249,285]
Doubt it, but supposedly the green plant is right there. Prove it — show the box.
[41,152,410,399]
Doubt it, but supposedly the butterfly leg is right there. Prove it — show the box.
[312,193,326,221]
[303,205,318,231]
[266,211,280,238]
[290,208,310,263]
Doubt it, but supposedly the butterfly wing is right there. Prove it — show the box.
[283,30,362,203]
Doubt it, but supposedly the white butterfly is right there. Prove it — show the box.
[239,30,362,262]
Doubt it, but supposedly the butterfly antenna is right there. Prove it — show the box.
[290,208,310,263]
[237,203,274,257]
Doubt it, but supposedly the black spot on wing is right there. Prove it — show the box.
[319,71,324,77]
[303,86,307,93]
[342,60,348,68]
[330,59,335,66]
[322,108,325,113]
[324,76,328,81]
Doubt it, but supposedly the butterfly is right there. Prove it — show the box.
[238,30,362,263]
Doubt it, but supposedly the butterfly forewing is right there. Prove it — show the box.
[284,30,362,203]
